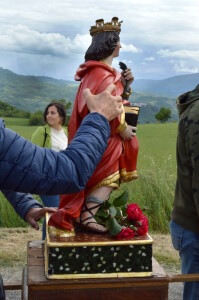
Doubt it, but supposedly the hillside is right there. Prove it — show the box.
[0,67,78,112]
[130,90,177,123]
[133,73,199,98]
[2,67,198,123]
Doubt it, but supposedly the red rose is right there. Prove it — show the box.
[126,204,142,221]
[116,228,135,240]
[135,215,149,236]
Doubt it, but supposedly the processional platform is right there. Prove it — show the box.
[23,240,169,300]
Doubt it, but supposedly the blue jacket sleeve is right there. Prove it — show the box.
[0,113,110,195]
[1,190,42,220]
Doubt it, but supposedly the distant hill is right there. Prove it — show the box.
[1,67,198,123]
[130,90,177,123]
[132,73,199,98]
[0,67,78,113]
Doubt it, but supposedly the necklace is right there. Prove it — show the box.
[100,60,113,68]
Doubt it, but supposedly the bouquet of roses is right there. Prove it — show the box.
[95,191,148,240]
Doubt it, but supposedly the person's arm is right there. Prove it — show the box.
[1,190,42,220]
[0,84,122,195]
[0,113,110,195]
[1,189,57,229]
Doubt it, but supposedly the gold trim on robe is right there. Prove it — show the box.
[115,109,127,133]
[120,169,138,183]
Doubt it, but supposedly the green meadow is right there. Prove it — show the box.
[0,117,178,232]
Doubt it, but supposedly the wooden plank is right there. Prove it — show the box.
[3,280,22,290]
[28,257,44,266]
[29,240,44,248]
[27,285,168,300]
[170,273,199,282]
[28,267,169,289]
[22,266,28,300]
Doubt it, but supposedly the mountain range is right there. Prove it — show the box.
[0,67,199,123]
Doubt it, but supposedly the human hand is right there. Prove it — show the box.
[25,207,58,230]
[83,84,123,121]
[121,68,134,89]
[119,125,137,140]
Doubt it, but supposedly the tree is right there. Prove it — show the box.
[29,111,43,126]
[155,107,171,123]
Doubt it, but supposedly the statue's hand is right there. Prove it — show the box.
[121,68,134,89]
[119,125,137,140]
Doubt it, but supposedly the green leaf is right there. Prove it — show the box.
[96,209,109,219]
[116,207,122,217]
[109,217,123,235]
[95,215,101,224]
[109,206,117,217]
[113,191,128,207]
[103,200,111,209]
[122,204,128,216]
[130,225,138,231]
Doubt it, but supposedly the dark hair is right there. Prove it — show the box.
[85,31,120,61]
[43,102,66,125]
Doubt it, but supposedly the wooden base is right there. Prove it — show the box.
[24,241,170,300]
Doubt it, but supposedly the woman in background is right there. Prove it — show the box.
[31,102,68,239]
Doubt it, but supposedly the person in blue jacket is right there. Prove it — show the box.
[0,84,123,300]
[0,84,123,228]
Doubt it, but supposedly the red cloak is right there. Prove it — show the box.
[48,61,139,230]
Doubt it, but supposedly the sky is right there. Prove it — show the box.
[0,0,199,81]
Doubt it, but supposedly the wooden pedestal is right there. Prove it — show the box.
[23,240,170,300]
[45,228,153,279]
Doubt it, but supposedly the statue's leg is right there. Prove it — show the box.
[74,186,113,233]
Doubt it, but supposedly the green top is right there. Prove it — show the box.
[31,124,68,149]
[171,84,199,233]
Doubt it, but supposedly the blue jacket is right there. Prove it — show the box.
[0,113,110,220]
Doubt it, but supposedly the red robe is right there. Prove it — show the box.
[48,61,139,230]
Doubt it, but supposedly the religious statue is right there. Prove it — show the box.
[48,17,139,236]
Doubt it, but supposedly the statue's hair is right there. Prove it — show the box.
[85,31,120,62]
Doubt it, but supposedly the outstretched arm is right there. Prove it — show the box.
[1,189,57,229]
[0,113,110,194]
[0,84,122,195]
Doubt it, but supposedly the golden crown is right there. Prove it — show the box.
[90,17,122,37]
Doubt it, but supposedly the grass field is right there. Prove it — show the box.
[0,117,178,232]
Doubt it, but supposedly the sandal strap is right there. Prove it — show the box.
[80,196,104,224]
[85,196,104,205]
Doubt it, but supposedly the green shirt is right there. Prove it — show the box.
[31,124,68,149]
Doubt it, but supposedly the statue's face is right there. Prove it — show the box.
[112,40,122,58]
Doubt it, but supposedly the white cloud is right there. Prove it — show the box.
[174,61,199,74]
[1,0,199,79]
[145,56,155,61]
[0,25,90,57]
[157,50,199,74]
[158,49,199,62]
[121,43,140,53]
